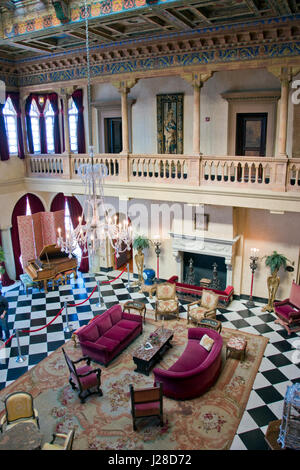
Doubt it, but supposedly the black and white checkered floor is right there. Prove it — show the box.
[0,270,299,450]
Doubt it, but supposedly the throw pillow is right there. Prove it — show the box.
[200,334,215,351]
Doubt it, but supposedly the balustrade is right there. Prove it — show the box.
[24,153,300,193]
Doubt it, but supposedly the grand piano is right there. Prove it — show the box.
[25,244,78,293]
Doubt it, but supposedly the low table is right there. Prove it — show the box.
[139,282,157,298]
[226,336,247,361]
[133,327,173,376]
[123,300,147,323]
[265,420,283,450]
[198,318,222,334]
[0,421,42,450]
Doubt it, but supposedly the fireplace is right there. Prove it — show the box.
[170,232,240,287]
[183,252,227,290]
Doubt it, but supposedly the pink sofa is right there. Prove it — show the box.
[153,327,223,400]
[76,305,143,366]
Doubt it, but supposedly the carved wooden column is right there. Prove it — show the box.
[61,92,70,154]
[268,67,299,158]
[112,79,137,154]
[182,72,213,155]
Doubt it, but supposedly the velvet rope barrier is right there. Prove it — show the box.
[0,264,129,350]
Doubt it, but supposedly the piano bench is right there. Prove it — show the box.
[20,274,36,296]
[64,269,77,284]
[52,274,65,290]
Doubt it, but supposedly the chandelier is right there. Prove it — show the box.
[57,0,133,259]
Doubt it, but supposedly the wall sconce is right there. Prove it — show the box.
[246,248,259,308]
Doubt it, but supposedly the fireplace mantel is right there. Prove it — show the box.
[169,232,240,285]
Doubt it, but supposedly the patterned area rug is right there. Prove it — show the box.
[0,319,268,450]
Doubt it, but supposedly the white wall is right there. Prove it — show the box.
[91,68,284,156]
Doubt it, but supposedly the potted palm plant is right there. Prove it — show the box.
[262,251,291,312]
[132,235,150,284]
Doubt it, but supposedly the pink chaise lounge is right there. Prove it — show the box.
[153,327,223,400]
[76,305,143,365]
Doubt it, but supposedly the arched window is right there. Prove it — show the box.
[68,97,78,153]
[3,97,18,155]
[44,99,55,154]
[29,99,41,153]
[64,198,81,262]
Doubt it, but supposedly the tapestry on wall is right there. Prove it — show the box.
[157,93,183,154]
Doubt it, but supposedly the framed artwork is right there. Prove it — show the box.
[157,93,184,154]
[194,213,209,231]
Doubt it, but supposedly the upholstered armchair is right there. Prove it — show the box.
[42,428,75,450]
[130,382,164,431]
[187,290,219,326]
[274,281,300,335]
[62,348,103,403]
[155,282,179,321]
[0,392,40,433]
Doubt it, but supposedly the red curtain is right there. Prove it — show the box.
[11,193,45,280]
[0,102,9,161]
[50,192,65,212]
[72,89,86,154]
[66,195,89,273]
[60,99,65,153]
[11,195,28,280]
[0,230,14,287]
[7,92,25,160]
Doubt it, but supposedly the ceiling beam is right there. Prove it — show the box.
[189,6,212,24]
[150,8,194,30]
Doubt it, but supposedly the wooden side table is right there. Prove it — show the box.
[226,336,247,361]
[123,300,147,323]
[139,282,157,298]
[265,420,283,450]
[198,318,222,334]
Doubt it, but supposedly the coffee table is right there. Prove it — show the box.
[198,318,222,333]
[133,327,173,376]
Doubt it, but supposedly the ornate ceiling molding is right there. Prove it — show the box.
[1,15,300,87]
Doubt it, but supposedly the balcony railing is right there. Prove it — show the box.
[25,153,300,192]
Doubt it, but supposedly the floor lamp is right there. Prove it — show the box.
[246,248,259,308]
[153,240,162,281]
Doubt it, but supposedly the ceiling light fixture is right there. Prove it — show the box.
[57,0,133,260]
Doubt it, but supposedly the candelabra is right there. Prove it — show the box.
[246,248,259,308]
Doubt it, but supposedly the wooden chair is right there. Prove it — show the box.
[155,282,179,321]
[0,391,40,433]
[129,382,164,431]
[187,290,219,326]
[62,348,103,404]
[42,428,75,450]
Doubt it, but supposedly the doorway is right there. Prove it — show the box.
[236,113,268,156]
[104,117,122,153]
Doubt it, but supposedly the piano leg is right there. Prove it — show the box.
[43,279,48,294]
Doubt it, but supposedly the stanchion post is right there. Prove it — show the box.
[96,280,104,308]
[126,263,130,289]
[15,329,26,363]
[64,300,73,333]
